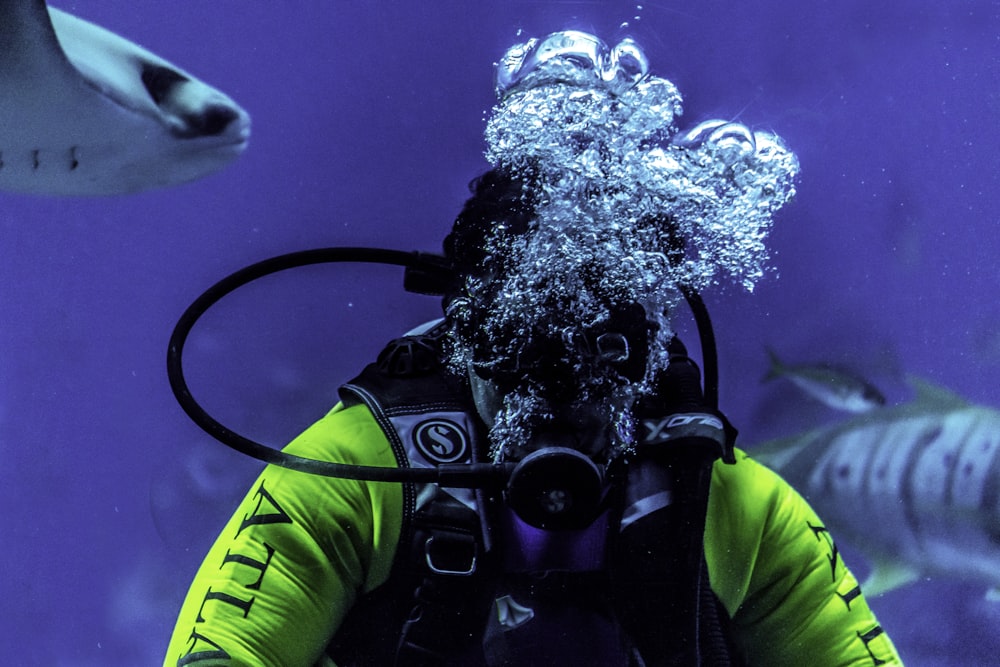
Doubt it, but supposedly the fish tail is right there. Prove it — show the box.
[763,346,783,382]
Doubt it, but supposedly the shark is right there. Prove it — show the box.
[0,0,250,196]
[753,378,1000,598]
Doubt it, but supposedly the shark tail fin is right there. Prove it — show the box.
[751,431,817,471]
[907,375,969,409]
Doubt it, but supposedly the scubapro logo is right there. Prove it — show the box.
[413,420,469,464]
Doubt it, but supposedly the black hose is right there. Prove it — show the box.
[680,286,719,410]
[166,247,508,486]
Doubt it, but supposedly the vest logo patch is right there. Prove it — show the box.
[413,419,469,464]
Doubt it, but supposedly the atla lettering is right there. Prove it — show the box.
[642,413,724,442]
[177,630,231,666]
[807,521,893,665]
[808,522,842,582]
[176,480,291,666]
[237,482,293,535]
[858,625,890,666]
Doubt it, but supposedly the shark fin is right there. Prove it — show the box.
[906,375,968,410]
[750,429,823,471]
[862,560,921,597]
[751,438,800,470]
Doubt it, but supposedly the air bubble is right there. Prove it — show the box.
[461,31,799,460]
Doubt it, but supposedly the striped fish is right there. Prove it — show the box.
[753,378,1000,597]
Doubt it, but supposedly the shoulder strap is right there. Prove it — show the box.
[611,339,743,666]
[331,324,497,666]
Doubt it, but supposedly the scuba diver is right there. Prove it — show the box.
[163,31,902,666]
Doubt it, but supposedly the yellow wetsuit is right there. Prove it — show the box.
[163,401,902,666]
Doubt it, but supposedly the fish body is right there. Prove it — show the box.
[755,378,1000,596]
[0,1,249,195]
[764,348,886,413]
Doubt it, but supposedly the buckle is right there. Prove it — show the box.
[424,535,477,576]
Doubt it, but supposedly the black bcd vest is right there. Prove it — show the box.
[325,325,745,667]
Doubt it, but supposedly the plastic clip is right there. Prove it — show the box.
[424,535,478,576]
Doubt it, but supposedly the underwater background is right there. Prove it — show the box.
[2,1,998,664]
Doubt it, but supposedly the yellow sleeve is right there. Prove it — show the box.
[162,403,404,667]
[706,451,902,666]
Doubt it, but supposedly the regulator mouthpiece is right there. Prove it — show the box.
[506,447,605,530]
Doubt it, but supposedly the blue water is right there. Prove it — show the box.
[2,1,997,664]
